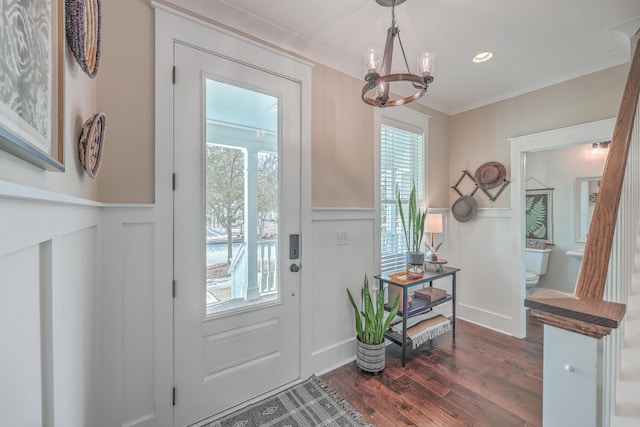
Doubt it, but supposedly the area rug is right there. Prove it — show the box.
[204,375,372,427]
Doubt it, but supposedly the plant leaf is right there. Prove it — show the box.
[382,294,400,332]
[348,273,402,345]
[397,189,409,252]
[399,183,427,252]
[347,288,363,341]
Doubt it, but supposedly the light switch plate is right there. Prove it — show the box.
[337,231,348,245]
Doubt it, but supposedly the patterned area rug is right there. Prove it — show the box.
[204,375,372,427]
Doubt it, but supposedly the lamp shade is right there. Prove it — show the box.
[364,48,380,75]
[425,213,443,234]
[417,51,434,77]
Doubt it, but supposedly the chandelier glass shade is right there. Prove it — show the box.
[362,0,434,107]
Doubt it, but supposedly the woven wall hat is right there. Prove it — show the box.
[451,195,478,223]
[66,0,102,78]
[78,112,107,178]
[474,162,506,191]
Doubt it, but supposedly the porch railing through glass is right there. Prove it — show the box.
[207,238,278,314]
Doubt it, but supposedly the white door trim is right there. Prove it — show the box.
[154,5,312,425]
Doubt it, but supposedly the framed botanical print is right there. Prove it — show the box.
[0,0,64,170]
[526,189,553,244]
[525,189,553,245]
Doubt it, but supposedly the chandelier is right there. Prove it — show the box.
[362,0,434,107]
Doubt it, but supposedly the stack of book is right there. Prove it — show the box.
[413,287,447,303]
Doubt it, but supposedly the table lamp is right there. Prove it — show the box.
[424,213,443,260]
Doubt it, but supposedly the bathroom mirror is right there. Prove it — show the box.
[575,176,601,242]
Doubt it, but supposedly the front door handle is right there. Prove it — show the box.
[289,263,301,273]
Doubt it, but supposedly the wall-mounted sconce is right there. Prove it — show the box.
[591,141,610,156]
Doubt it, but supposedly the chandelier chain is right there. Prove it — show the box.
[390,0,411,74]
[391,0,396,27]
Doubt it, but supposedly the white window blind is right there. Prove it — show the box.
[380,123,425,275]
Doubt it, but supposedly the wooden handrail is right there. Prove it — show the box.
[525,289,626,339]
[576,35,640,300]
[525,35,640,338]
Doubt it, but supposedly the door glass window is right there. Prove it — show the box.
[205,79,279,316]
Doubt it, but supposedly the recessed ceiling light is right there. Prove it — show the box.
[473,51,494,63]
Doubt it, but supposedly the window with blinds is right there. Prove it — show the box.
[380,123,425,275]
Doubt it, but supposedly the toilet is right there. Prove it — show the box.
[525,248,551,294]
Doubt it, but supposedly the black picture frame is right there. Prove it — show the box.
[525,189,554,244]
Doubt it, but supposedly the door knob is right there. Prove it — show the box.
[289,263,301,272]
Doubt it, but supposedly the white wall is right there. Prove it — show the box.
[0,184,158,427]
[447,209,516,333]
[100,207,157,427]
[308,209,377,373]
[0,188,101,427]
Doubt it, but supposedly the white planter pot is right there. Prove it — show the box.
[355,338,385,374]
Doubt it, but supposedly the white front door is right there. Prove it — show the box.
[173,42,302,426]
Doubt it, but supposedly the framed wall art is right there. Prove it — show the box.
[0,0,65,171]
[525,188,554,244]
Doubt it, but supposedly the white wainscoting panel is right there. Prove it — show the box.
[122,222,156,427]
[309,209,376,374]
[0,245,43,426]
[53,226,100,427]
[0,191,101,427]
[100,208,157,427]
[448,208,516,335]
[0,186,158,427]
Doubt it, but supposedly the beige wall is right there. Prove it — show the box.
[310,65,451,209]
[91,1,451,208]
[0,0,153,202]
[409,103,450,209]
[86,5,637,210]
[97,0,155,203]
[0,37,98,199]
[4,0,625,209]
[449,64,628,208]
[311,65,374,208]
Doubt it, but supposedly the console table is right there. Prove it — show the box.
[375,266,459,366]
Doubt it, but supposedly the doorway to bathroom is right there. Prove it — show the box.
[525,145,608,293]
[510,118,616,336]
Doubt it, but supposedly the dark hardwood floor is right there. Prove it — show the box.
[322,314,543,427]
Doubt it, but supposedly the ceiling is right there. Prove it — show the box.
[168,0,640,115]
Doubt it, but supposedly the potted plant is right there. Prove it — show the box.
[397,183,427,275]
[347,274,400,373]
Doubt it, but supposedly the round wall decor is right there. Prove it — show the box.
[65,0,102,78]
[78,112,107,178]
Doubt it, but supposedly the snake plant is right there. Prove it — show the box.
[347,274,400,345]
[398,183,427,253]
